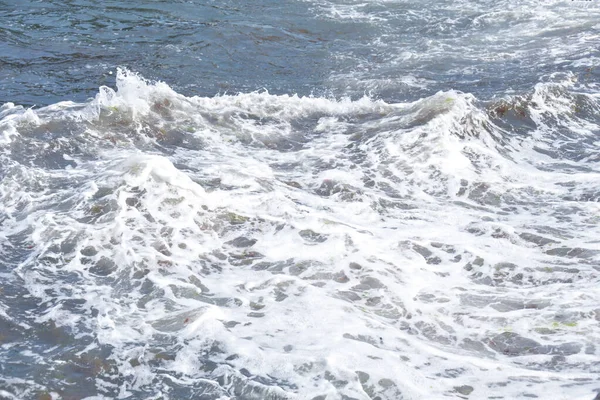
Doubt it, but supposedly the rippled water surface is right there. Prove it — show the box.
[1,1,600,399]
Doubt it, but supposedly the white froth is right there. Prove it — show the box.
[0,69,599,400]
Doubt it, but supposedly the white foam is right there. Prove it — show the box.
[0,70,599,399]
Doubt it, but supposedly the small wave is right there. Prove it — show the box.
[1,71,599,399]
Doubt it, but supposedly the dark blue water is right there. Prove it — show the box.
[1,1,600,399]
[3,0,598,107]
[1,0,339,106]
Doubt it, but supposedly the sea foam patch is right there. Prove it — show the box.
[0,70,599,399]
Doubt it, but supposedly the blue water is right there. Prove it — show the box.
[4,0,597,107]
[1,1,600,399]
[1,0,342,106]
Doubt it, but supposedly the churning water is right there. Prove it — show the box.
[1,1,600,399]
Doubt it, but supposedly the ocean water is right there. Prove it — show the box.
[1,1,600,399]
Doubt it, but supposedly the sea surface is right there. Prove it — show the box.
[1,1,600,399]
